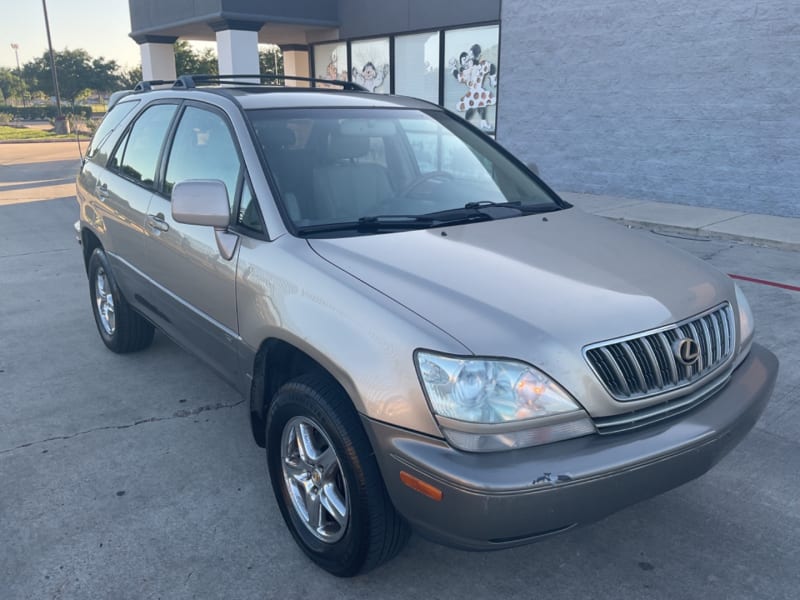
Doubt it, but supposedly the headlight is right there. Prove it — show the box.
[415,352,595,452]
[734,283,755,366]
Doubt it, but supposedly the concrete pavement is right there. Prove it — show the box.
[0,141,82,207]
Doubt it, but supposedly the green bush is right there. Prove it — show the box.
[0,112,12,125]
[5,105,92,120]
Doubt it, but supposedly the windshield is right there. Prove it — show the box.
[247,107,563,236]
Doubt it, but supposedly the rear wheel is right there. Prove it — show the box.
[88,248,154,353]
[266,373,409,576]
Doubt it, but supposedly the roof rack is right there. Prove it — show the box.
[133,79,176,92]
[173,73,368,92]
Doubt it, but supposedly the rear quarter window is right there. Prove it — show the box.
[108,103,178,188]
[86,100,141,166]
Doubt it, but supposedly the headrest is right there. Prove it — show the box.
[257,124,296,151]
[327,132,370,161]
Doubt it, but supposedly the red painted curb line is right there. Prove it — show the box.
[729,274,800,293]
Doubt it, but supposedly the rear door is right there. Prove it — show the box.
[86,102,179,300]
[141,102,244,382]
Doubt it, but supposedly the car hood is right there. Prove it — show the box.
[308,208,734,404]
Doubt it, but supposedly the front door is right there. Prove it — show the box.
[142,103,244,383]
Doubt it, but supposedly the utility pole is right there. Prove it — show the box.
[41,0,68,133]
[10,43,26,107]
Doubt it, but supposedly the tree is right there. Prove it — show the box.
[174,40,217,76]
[23,48,120,106]
[119,66,142,89]
[259,46,284,76]
[0,67,27,104]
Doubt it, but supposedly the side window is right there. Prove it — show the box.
[164,106,242,207]
[111,103,177,188]
[87,99,140,165]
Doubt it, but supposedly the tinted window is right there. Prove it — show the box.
[87,99,140,165]
[164,106,242,206]
[113,104,177,187]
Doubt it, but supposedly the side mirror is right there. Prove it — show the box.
[171,179,238,260]
[526,161,540,176]
[172,179,230,227]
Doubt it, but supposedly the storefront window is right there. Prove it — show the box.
[394,32,440,104]
[350,38,391,94]
[312,25,500,128]
[444,25,500,133]
[314,42,348,85]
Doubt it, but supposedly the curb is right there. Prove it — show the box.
[605,216,800,253]
[0,138,85,145]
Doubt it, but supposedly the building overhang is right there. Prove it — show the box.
[129,0,340,45]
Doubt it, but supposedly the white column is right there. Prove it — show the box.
[216,29,260,76]
[139,43,177,81]
[281,47,310,87]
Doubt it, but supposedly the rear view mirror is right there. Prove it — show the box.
[171,179,238,260]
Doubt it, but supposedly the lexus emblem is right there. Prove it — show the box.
[673,338,700,366]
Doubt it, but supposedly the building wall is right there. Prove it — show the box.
[497,1,800,217]
[338,0,499,38]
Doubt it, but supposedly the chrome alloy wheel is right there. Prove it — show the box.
[94,267,116,335]
[281,416,350,543]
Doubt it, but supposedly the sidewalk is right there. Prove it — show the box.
[560,191,800,252]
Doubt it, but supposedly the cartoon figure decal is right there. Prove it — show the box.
[325,50,347,82]
[449,44,497,131]
[351,62,390,93]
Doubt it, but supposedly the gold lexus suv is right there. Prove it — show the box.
[76,75,778,576]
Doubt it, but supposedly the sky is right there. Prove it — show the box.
[0,0,143,70]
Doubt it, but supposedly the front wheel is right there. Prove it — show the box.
[266,373,409,576]
[87,248,154,353]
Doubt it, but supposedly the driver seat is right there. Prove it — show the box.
[312,132,393,221]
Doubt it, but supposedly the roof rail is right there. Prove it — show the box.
[133,79,176,92]
[172,73,368,92]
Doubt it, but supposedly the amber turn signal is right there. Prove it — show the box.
[400,470,443,501]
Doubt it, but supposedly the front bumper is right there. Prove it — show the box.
[363,343,778,550]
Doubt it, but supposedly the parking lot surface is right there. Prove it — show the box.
[1,145,798,599]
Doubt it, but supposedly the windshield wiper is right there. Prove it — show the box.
[295,215,435,236]
[358,214,435,227]
[421,207,495,225]
[463,200,562,214]
[463,200,521,209]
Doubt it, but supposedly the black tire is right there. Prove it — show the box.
[87,248,154,353]
[266,372,410,577]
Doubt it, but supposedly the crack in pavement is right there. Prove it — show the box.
[0,399,245,455]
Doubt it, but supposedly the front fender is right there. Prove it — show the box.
[236,235,469,439]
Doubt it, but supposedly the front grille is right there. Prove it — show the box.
[584,303,735,401]
[592,372,730,434]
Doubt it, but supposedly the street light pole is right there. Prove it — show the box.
[41,0,67,132]
[10,43,26,107]
[10,43,20,71]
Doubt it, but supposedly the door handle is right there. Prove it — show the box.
[96,183,109,200]
[146,213,170,233]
